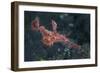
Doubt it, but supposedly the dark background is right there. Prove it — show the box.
[24,11,90,61]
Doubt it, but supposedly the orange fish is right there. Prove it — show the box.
[32,17,81,49]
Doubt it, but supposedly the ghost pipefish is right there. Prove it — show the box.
[31,16,81,49]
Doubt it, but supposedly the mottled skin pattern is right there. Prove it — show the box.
[31,17,81,49]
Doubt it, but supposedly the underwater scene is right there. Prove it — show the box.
[24,11,90,61]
